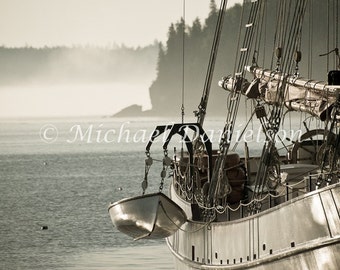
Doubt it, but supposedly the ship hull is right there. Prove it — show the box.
[167,183,340,269]
[168,241,340,269]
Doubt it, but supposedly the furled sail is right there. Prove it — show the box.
[219,66,340,121]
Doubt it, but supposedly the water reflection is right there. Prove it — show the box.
[67,245,174,270]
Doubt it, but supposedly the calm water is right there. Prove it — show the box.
[0,117,181,270]
[0,115,304,269]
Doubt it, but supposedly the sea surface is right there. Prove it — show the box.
[0,117,183,270]
[0,115,305,269]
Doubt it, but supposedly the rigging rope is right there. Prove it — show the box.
[207,0,262,211]
[196,0,228,126]
[336,0,339,57]
[319,0,340,70]
[250,0,308,207]
[327,0,330,70]
[181,0,186,124]
[335,0,339,69]
[308,0,313,77]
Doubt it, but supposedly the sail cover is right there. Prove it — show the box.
[219,66,339,121]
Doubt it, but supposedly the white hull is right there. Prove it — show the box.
[169,242,340,269]
[108,192,187,240]
[167,183,340,269]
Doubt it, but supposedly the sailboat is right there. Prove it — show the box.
[108,0,340,269]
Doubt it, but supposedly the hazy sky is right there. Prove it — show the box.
[0,0,242,118]
[0,0,242,48]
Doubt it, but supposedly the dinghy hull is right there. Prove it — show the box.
[108,192,187,240]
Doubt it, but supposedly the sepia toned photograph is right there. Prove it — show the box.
[0,0,339,269]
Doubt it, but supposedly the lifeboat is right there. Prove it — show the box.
[108,192,187,240]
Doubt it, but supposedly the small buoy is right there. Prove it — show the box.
[117,187,123,191]
[43,161,48,166]
[40,225,48,230]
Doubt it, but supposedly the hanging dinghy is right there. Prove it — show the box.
[108,192,187,240]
